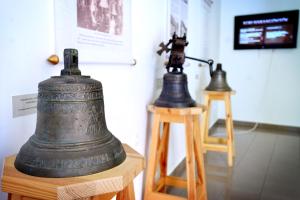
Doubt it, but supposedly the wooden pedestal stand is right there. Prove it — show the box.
[1,144,144,200]
[144,105,207,200]
[201,90,236,166]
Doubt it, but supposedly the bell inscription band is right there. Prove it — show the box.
[205,63,232,91]
[15,49,126,177]
[154,33,196,108]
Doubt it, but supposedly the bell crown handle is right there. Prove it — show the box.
[61,49,81,76]
[216,63,222,70]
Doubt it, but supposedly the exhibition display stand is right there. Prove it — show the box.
[201,90,236,166]
[1,144,144,200]
[144,105,207,200]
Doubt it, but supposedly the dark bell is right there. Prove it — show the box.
[154,73,196,108]
[154,33,196,108]
[205,63,232,91]
[14,49,126,178]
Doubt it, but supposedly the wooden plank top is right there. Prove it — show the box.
[147,104,206,115]
[1,144,144,200]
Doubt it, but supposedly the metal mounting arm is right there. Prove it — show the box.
[185,56,214,76]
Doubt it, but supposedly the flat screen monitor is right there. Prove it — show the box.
[234,10,299,49]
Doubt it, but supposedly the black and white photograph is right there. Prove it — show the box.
[54,0,132,64]
[77,0,123,35]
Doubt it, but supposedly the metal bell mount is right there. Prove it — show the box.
[15,49,126,178]
[155,33,215,108]
[154,33,196,108]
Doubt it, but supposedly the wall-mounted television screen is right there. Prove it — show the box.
[234,10,299,49]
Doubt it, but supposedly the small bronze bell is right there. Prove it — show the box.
[15,49,126,177]
[154,33,196,108]
[205,63,232,91]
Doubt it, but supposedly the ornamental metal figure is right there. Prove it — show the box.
[14,49,126,177]
[155,33,214,108]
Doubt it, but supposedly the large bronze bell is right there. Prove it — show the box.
[205,63,232,91]
[154,33,196,108]
[15,49,126,177]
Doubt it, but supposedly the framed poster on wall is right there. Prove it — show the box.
[54,0,133,65]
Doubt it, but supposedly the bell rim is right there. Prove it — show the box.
[14,152,126,178]
[205,87,232,91]
[14,134,126,178]
[154,99,196,108]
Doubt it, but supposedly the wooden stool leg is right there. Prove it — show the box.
[230,116,236,158]
[153,122,170,193]
[144,114,161,200]
[184,116,197,200]
[231,119,236,157]
[225,94,234,166]
[117,182,135,200]
[205,99,211,142]
[159,122,170,192]
[201,94,210,154]
[193,116,207,200]
[228,98,236,157]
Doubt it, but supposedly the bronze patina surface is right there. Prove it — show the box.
[206,63,232,91]
[14,49,126,177]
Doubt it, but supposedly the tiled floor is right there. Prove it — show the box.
[168,125,300,200]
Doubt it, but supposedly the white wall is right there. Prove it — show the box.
[0,1,220,199]
[218,0,300,127]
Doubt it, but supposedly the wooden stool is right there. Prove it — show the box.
[201,90,236,166]
[144,105,207,200]
[1,144,144,200]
